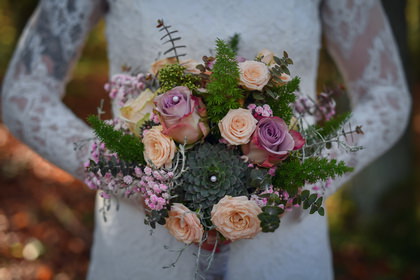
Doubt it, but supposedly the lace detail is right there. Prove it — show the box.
[321,0,376,57]
[321,0,411,195]
[1,0,106,179]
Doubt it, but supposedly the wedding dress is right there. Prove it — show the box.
[1,0,411,279]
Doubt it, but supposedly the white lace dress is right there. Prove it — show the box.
[1,0,411,279]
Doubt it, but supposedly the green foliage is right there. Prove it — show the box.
[293,190,325,216]
[264,77,300,123]
[205,39,243,125]
[314,112,351,138]
[144,208,169,229]
[158,64,200,92]
[257,192,285,232]
[87,115,145,164]
[272,51,294,75]
[258,211,281,232]
[273,157,353,196]
[249,168,272,190]
[227,33,241,54]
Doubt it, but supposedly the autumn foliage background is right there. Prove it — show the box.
[0,1,419,279]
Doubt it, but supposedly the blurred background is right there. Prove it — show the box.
[0,1,419,279]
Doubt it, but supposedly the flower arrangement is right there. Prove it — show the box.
[82,20,362,274]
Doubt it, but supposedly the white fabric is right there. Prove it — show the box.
[1,0,411,279]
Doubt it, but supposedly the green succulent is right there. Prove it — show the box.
[179,143,250,212]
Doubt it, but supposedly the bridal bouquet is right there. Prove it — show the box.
[83,20,362,255]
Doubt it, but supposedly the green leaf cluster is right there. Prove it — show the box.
[257,192,285,232]
[273,157,353,196]
[144,209,169,229]
[158,64,200,92]
[87,115,145,164]
[258,210,281,232]
[264,77,300,123]
[293,190,325,216]
[272,51,294,75]
[205,39,243,124]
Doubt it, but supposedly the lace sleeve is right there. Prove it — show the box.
[321,0,411,194]
[1,0,106,180]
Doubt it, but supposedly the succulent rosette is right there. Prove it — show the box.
[242,117,304,167]
[154,86,210,144]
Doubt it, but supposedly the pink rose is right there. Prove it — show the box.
[154,86,210,144]
[242,117,304,167]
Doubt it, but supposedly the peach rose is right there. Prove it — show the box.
[218,108,257,145]
[120,89,157,136]
[150,57,177,76]
[238,61,271,91]
[165,203,204,244]
[142,126,176,168]
[211,196,262,241]
[256,49,275,66]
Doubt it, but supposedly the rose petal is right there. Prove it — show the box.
[290,130,305,150]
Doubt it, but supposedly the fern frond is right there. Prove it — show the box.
[314,112,351,138]
[87,115,145,164]
[205,39,243,125]
[273,157,353,195]
[265,77,300,123]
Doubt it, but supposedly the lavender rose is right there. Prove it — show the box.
[154,86,209,144]
[242,117,304,167]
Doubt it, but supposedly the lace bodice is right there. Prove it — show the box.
[1,0,411,279]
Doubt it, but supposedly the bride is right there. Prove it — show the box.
[1,0,411,279]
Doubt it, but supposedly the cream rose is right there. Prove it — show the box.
[256,49,275,65]
[218,108,257,145]
[142,126,176,168]
[165,203,204,244]
[120,89,157,135]
[238,61,271,91]
[211,196,262,241]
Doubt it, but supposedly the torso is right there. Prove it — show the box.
[88,1,333,279]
